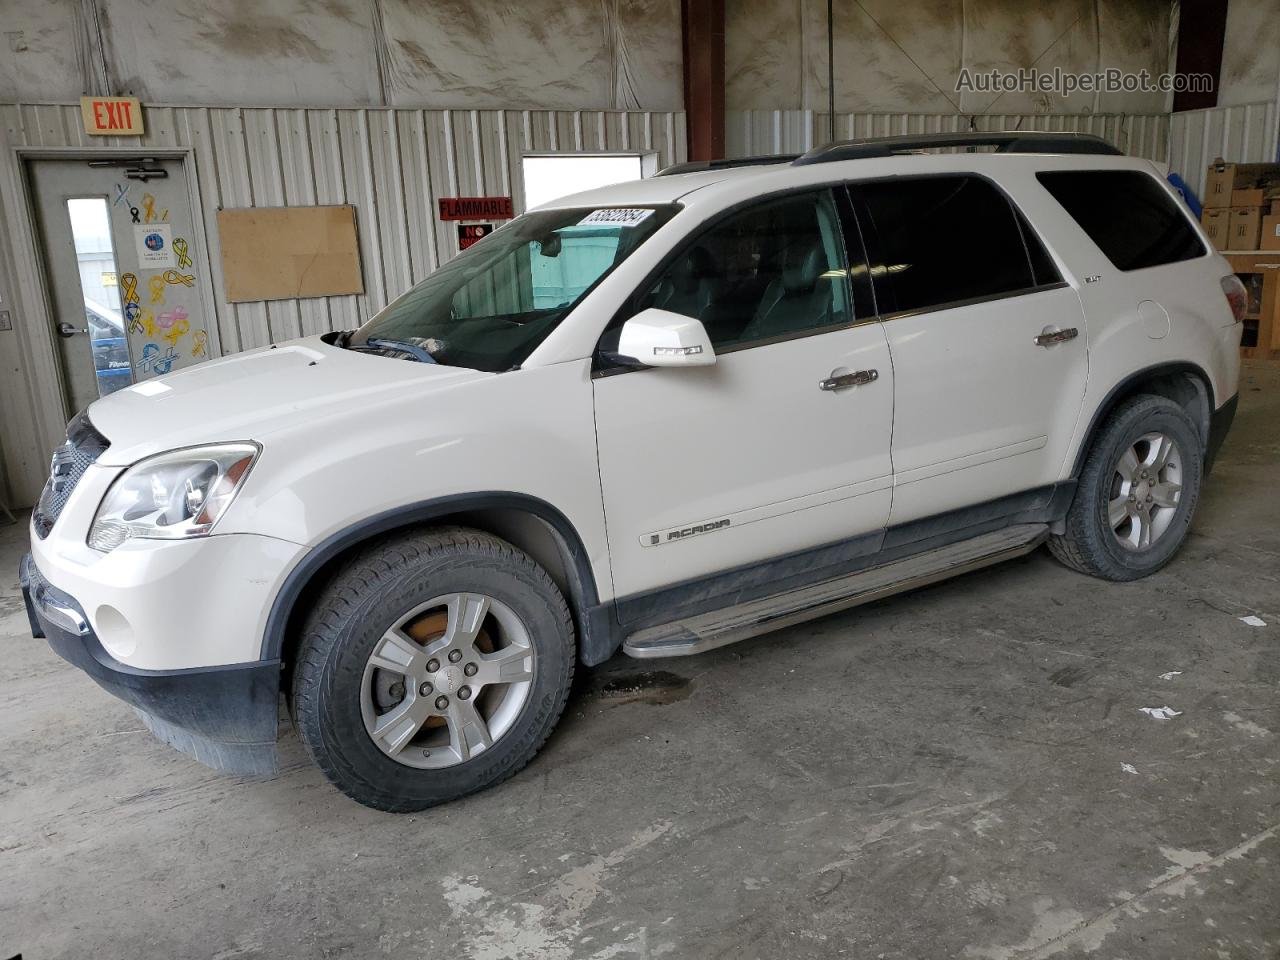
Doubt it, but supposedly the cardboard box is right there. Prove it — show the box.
[1232,188,1266,207]
[1204,163,1243,208]
[1203,161,1280,208]
[1201,208,1231,250]
[1271,199,1280,217]
[1229,206,1263,250]
[1262,214,1280,251]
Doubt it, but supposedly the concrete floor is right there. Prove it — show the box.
[2,364,1277,960]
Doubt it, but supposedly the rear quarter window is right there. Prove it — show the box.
[1036,170,1205,271]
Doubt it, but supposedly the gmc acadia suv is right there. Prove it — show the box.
[21,133,1243,811]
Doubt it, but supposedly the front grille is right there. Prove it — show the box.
[32,412,109,539]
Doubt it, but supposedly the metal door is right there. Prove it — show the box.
[27,157,212,415]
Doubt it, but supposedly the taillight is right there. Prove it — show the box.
[1221,274,1247,324]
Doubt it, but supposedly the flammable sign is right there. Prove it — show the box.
[457,223,494,250]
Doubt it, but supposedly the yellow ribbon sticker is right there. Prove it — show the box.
[162,318,190,346]
[173,237,192,269]
[120,272,139,305]
[162,270,195,287]
[140,193,168,224]
[192,330,209,358]
[149,275,166,304]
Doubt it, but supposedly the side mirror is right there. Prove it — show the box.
[616,308,717,368]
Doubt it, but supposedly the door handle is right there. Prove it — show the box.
[1034,326,1079,347]
[820,368,878,392]
[56,321,88,338]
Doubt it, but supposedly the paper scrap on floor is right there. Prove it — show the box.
[1238,615,1266,627]
[1139,706,1182,721]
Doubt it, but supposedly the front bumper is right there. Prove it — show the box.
[20,553,281,775]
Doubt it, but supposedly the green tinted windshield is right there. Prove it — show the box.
[349,205,678,372]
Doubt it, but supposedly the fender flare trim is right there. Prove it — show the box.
[259,492,614,664]
[1069,361,1218,479]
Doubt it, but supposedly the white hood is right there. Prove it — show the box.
[88,337,487,466]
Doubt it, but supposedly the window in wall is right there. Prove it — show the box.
[853,176,1043,315]
[522,154,654,209]
[1037,170,1205,271]
[630,189,853,350]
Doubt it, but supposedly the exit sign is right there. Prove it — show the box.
[80,96,144,136]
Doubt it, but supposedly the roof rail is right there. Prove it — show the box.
[655,154,800,177]
[792,131,1122,166]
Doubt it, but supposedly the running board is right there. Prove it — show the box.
[622,523,1049,659]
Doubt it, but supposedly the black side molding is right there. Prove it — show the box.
[614,483,1075,634]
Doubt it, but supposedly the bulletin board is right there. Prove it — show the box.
[217,205,364,302]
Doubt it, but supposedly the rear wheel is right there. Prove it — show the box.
[1049,394,1203,581]
[291,527,574,812]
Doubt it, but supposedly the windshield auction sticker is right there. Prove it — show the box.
[579,208,654,228]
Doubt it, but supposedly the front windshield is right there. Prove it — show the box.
[349,204,678,372]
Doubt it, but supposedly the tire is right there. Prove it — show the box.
[291,526,574,812]
[1048,394,1203,581]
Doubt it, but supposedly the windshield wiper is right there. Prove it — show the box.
[351,337,438,364]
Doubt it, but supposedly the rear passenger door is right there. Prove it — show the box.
[592,188,894,602]
[849,175,1088,526]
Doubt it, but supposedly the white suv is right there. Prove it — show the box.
[22,133,1243,811]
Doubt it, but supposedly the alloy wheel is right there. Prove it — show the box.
[359,593,536,769]
[1107,431,1183,551]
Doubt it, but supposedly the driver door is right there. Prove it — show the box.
[592,188,895,609]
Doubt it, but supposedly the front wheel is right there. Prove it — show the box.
[291,527,574,812]
[1048,394,1203,581]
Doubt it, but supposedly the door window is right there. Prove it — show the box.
[628,189,855,350]
[66,197,132,397]
[852,176,1052,315]
[1036,170,1205,271]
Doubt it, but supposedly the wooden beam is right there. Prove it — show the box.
[681,0,725,161]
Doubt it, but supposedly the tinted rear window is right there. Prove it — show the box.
[852,176,1050,315]
[1036,170,1205,271]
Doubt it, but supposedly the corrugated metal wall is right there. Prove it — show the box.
[0,102,685,355]
[1167,101,1280,199]
[0,101,684,506]
[725,103,1280,203]
[726,110,1170,163]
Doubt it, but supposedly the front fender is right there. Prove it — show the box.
[257,491,613,663]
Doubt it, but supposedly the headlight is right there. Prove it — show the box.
[88,443,260,552]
